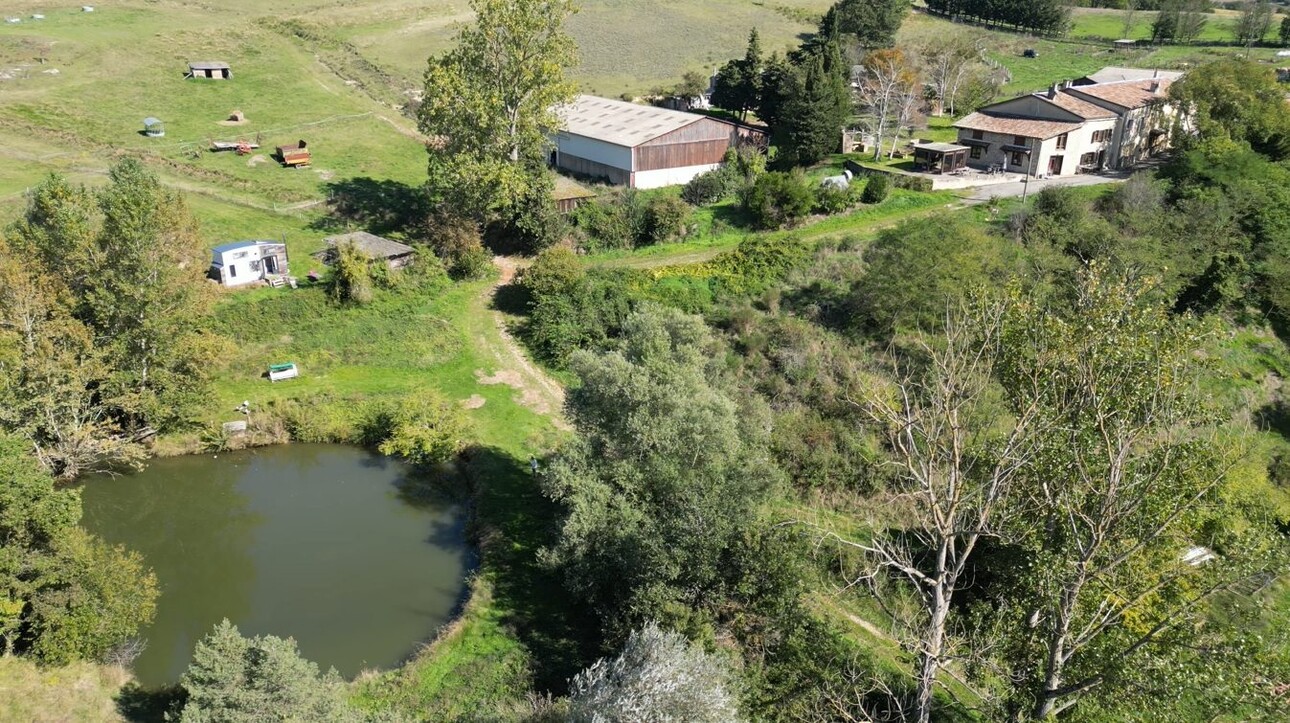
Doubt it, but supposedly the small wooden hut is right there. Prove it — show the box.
[275,140,311,168]
[318,232,416,270]
[552,175,596,213]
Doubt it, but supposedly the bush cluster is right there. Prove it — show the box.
[571,190,693,251]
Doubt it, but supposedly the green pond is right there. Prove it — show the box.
[78,444,471,688]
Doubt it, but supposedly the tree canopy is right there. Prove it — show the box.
[419,0,578,220]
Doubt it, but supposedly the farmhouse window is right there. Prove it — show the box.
[972,129,984,140]
[1013,136,1027,147]
[1081,152,1096,166]
[1010,151,1026,167]
[970,145,983,159]
[1056,133,1068,150]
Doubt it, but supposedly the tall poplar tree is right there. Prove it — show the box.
[419,0,578,220]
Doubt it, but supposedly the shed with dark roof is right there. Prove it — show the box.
[318,232,416,270]
[188,61,231,80]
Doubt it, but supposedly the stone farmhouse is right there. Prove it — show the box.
[953,67,1185,178]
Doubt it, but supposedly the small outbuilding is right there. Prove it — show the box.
[208,240,289,287]
[912,142,971,174]
[275,140,310,167]
[552,175,597,213]
[142,117,164,137]
[188,61,231,80]
[318,232,416,270]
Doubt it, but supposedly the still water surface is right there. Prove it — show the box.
[79,444,470,687]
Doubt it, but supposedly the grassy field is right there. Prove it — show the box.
[1068,6,1284,43]
[902,8,1288,96]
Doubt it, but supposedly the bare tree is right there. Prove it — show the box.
[855,48,920,161]
[1120,0,1139,40]
[923,38,981,117]
[819,300,1044,723]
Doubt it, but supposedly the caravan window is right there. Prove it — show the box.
[229,265,237,278]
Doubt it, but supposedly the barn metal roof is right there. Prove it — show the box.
[557,95,706,148]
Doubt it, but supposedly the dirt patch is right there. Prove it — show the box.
[461,394,486,409]
[315,168,336,181]
[246,154,268,167]
[216,119,248,126]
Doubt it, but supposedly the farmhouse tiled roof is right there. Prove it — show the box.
[953,113,1083,140]
[1066,79,1173,110]
[1042,91,1117,120]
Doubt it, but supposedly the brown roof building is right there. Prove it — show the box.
[952,67,1184,177]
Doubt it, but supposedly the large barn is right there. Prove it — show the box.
[553,95,761,189]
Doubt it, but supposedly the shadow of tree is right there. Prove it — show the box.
[310,178,431,236]
[116,683,184,722]
[462,444,601,693]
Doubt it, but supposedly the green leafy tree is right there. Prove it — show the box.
[0,242,145,478]
[852,214,1018,336]
[777,38,851,166]
[3,163,216,467]
[832,0,910,49]
[541,306,779,639]
[1152,0,1209,44]
[0,435,157,663]
[993,267,1287,719]
[1168,59,1290,159]
[568,622,742,722]
[419,0,578,220]
[180,619,360,722]
[712,29,764,121]
[1280,15,1290,46]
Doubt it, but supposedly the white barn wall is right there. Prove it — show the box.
[633,163,723,189]
[554,133,632,170]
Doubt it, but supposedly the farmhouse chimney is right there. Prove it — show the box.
[1047,83,1058,99]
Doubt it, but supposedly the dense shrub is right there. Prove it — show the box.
[852,214,1020,336]
[568,622,741,723]
[742,171,816,229]
[642,195,691,244]
[813,184,856,214]
[428,213,494,280]
[358,390,471,467]
[891,173,934,192]
[326,241,375,305]
[682,168,738,205]
[860,173,891,203]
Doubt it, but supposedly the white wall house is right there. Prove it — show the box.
[953,68,1181,177]
[208,240,289,287]
[553,95,765,189]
